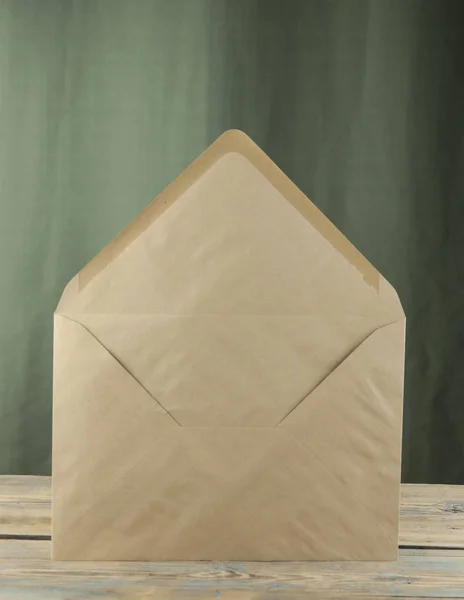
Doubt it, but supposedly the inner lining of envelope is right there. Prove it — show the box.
[68,152,399,426]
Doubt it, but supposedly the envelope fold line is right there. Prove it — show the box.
[69,313,400,427]
[276,319,404,426]
[56,313,182,427]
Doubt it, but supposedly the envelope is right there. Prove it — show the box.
[52,130,405,561]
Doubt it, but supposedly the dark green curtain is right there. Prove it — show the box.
[1,0,463,482]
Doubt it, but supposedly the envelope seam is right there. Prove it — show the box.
[55,314,182,427]
[277,318,405,425]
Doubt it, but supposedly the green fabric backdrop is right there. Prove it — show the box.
[1,0,463,482]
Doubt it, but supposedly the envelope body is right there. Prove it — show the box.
[52,130,405,561]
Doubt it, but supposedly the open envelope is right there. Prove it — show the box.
[52,130,405,561]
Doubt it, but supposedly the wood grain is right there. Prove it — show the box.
[1,478,464,599]
[400,484,464,548]
[0,546,464,599]
[0,476,50,536]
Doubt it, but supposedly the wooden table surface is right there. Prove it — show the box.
[1,477,464,599]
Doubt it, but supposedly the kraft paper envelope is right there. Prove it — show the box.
[53,130,405,561]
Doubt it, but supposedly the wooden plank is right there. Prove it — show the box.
[0,476,50,537]
[1,589,443,600]
[1,590,454,600]
[400,484,464,548]
[0,545,463,599]
[2,478,464,549]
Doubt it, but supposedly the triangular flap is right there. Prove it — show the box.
[56,132,403,319]
[78,130,378,292]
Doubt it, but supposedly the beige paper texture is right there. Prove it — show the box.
[53,130,405,561]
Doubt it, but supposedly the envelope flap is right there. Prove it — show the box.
[57,131,403,321]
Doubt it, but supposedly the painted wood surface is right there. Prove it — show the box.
[400,484,464,548]
[0,476,50,536]
[1,477,464,599]
[1,546,464,599]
